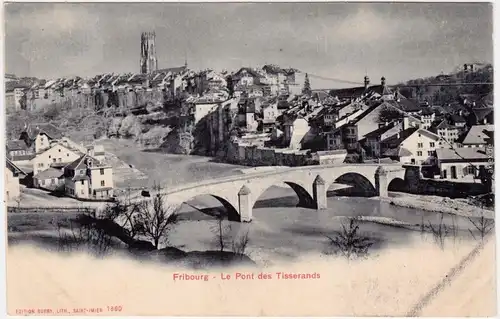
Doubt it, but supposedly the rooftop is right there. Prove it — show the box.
[381,127,419,147]
[6,158,27,176]
[6,140,28,151]
[65,154,106,171]
[363,122,398,139]
[34,167,63,179]
[462,125,495,145]
[436,120,457,130]
[382,146,413,157]
[435,147,490,161]
[25,123,63,140]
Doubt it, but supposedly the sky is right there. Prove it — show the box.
[5,2,493,89]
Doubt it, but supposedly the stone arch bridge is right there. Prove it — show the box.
[132,164,406,222]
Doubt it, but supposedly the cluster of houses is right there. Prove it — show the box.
[198,71,494,181]
[5,63,494,202]
[5,64,305,112]
[5,123,114,202]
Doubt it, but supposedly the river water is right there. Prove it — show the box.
[170,185,487,265]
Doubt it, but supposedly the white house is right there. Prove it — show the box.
[435,147,491,180]
[381,127,441,165]
[21,123,64,154]
[32,142,82,176]
[435,120,460,148]
[63,154,114,199]
[33,167,64,191]
[5,158,26,201]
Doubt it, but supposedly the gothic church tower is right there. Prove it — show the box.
[140,32,158,74]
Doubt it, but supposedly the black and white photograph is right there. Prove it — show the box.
[3,1,496,316]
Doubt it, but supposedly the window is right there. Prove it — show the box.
[53,158,56,163]
[53,178,57,184]
[58,149,61,152]
[80,170,85,175]
[467,166,476,175]
[429,142,435,148]
[100,168,105,175]
[67,153,69,156]
[81,190,84,195]
[428,151,434,156]
[417,151,423,156]
[417,143,423,148]
[81,180,84,185]
[49,155,51,159]
[58,158,62,162]
[41,179,45,185]
[101,180,105,187]
[418,134,421,137]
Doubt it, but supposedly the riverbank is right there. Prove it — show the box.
[384,192,494,219]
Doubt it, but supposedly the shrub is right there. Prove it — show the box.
[118,114,142,138]
[325,218,374,259]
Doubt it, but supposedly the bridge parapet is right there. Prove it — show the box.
[125,163,406,223]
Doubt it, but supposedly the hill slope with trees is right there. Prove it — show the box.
[397,64,493,104]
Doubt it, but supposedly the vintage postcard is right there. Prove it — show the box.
[3,1,496,316]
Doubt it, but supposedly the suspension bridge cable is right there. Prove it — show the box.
[297,71,493,88]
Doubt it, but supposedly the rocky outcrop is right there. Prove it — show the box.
[160,130,194,154]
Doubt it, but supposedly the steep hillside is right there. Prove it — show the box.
[397,64,493,104]
[6,97,180,149]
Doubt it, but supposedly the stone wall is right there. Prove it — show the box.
[221,141,327,167]
[398,165,489,198]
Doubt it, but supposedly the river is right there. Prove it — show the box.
[56,139,491,263]
[169,185,486,265]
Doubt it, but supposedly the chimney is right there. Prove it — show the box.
[381,76,386,86]
[364,76,370,89]
[403,116,409,130]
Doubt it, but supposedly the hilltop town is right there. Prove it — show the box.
[5,32,494,206]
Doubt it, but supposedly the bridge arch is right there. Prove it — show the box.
[388,177,408,193]
[327,172,377,197]
[174,194,241,222]
[251,181,316,210]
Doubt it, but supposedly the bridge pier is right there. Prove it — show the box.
[313,175,327,210]
[375,167,389,198]
[238,185,252,222]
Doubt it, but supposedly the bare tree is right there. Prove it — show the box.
[132,183,179,249]
[427,213,451,249]
[468,213,494,242]
[59,183,179,252]
[231,229,250,258]
[325,218,374,259]
[210,211,231,253]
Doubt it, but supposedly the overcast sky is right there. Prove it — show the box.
[5,2,493,89]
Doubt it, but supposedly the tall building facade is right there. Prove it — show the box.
[140,32,158,74]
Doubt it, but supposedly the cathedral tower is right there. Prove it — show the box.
[140,32,158,74]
